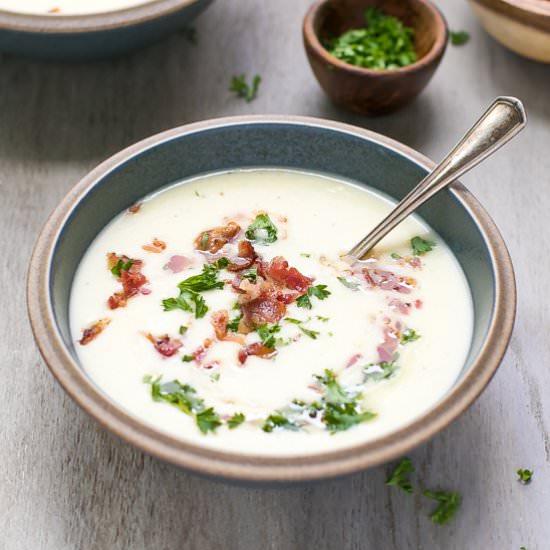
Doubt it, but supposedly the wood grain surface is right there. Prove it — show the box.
[1,1,548,548]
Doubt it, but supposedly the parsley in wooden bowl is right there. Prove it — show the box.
[303,0,448,115]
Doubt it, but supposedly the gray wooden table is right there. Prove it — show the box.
[1,1,548,548]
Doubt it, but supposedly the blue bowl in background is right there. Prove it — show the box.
[0,0,213,60]
[27,116,516,483]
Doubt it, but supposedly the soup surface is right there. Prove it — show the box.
[0,0,153,15]
[70,169,473,456]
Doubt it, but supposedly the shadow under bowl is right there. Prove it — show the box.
[303,0,448,116]
[27,116,515,485]
[0,0,214,60]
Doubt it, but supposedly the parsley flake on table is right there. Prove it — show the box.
[517,468,533,484]
[229,73,262,102]
[386,457,415,494]
[423,489,461,525]
[449,30,470,46]
[411,236,435,256]
[326,7,417,70]
[245,213,278,244]
[297,284,331,309]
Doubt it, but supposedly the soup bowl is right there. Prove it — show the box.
[27,116,516,484]
[0,0,214,60]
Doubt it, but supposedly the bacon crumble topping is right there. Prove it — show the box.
[107,253,148,310]
[142,238,167,254]
[79,318,111,345]
[146,333,183,357]
[194,222,241,254]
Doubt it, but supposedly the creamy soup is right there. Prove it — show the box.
[70,170,473,456]
[0,0,153,15]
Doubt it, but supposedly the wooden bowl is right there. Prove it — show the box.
[303,0,448,116]
[468,0,550,63]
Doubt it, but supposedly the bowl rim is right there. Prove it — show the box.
[303,0,449,76]
[27,115,516,484]
[0,0,205,34]
[469,0,550,31]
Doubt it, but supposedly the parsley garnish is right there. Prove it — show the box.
[228,412,246,429]
[401,328,420,344]
[297,284,331,309]
[364,360,398,382]
[327,7,417,70]
[111,258,134,277]
[263,413,301,433]
[229,73,262,102]
[257,323,281,349]
[162,264,224,318]
[179,325,188,335]
[245,213,278,244]
[411,236,435,256]
[450,30,470,46]
[391,252,401,260]
[517,468,533,484]
[423,490,461,525]
[242,267,258,283]
[316,315,329,322]
[299,326,319,340]
[213,257,229,270]
[181,354,194,362]
[386,457,415,494]
[210,372,220,382]
[337,276,360,290]
[226,313,243,332]
[145,377,221,434]
[300,252,311,258]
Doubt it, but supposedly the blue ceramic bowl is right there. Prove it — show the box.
[0,0,213,60]
[27,116,515,483]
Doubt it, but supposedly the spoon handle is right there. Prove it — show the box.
[346,96,527,263]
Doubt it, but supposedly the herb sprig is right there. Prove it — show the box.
[245,213,278,244]
[386,457,415,494]
[230,73,262,102]
[450,31,470,46]
[411,236,435,256]
[423,490,462,525]
[297,284,331,309]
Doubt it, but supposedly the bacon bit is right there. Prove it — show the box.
[142,238,166,254]
[227,240,257,272]
[146,333,183,357]
[363,268,415,294]
[127,203,142,214]
[388,298,412,315]
[345,353,362,368]
[194,222,241,253]
[239,285,287,329]
[79,318,110,345]
[140,288,152,295]
[405,256,422,269]
[107,255,148,310]
[377,326,400,363]
[165,255,192,273]
[238,342,277,365]
[48,6,61,12]
[415,299,423,309]
[210,310,246,344]
[266,256,313,292]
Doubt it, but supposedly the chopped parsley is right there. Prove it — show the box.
[213,257,229,270]
[450,30,470,46]
[245,213,278,244]
[257,323,281,349]
[179,325,188,335]
[162,264,224,318]
[401,328,420,344]
[300,252,311,258]
[299,326,319,340]
[210,372,220,382]
[411,236,435,256]
[263,413,301,433]
[228,412,246,429]
[297,284,331,309]
[517,468,533,484]
[181,355,194,362]
[364,360,398,382]
[386,457,415,494]
[337,276,360,290]
[284,317,303,325]
[316,315,329,322]
[111,258,134,277]
[326,7,417,70]
[423,490,461,525]
[242,267,258,283]
[229,73,262,102]
[391,252,402,260]
[226,313,243,332]
[284,316,322,339]
[145,376,221,434]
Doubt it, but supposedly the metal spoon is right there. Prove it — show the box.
[344,96,527,264]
